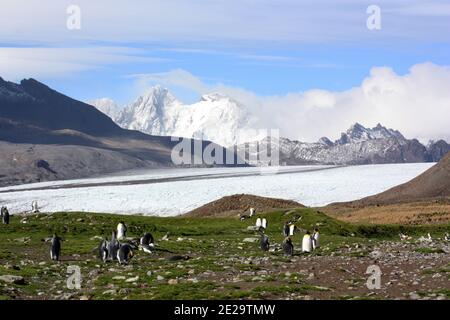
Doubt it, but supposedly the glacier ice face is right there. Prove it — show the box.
[0,163,434,215]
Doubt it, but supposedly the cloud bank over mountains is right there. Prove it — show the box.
[129,62,450,143]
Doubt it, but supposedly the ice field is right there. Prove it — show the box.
[0,163,434,216]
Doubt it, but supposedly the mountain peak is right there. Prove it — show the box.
[337,122,406,145]
[347,122,367,134]
[140,86,178,104]
[20,78,49,89]
[318,136,334,146]
[0,77,122,136]
[343,122,371,143]
[143,85,169,97]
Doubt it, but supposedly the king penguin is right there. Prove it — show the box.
[261,218,268,230]
[108,230,120,261]
[2,207,9,225]
[289,224,296,236]
[117,221,127,240]
[283,237,294,256]
[312,228,320,250]
[259,228,270,251]
[139,232,155,254]
[98,238,109,262]
[283,222,289,237]
[50,233,62,261]
[31,201,39,213]
[302,231,313,253]
[117,243,134,265]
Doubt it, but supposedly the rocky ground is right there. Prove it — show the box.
[0,209,448,300]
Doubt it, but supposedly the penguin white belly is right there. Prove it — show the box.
[289,225,295,236]
[256,218,262,228]
[117,225,125,239]
[302,235,312,252]
[261,218,267,229]
[143,246,152,254]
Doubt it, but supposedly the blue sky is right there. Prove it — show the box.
[51,41,450,105]
[0,0,449,141]
[0,0,449,104]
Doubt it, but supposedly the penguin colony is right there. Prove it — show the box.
[1,206,321,262]
[1,206,446,265]
[253,208,320,256]
[96,224,155,265]
[0,207,172,265]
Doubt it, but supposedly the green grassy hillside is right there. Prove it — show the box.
[0,209,448,300]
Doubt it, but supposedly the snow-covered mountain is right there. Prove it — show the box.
[88,98,120,121]
[90,88,449,165]
[238,123,449,165]
[90,86,259,147]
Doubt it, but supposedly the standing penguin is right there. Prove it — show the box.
[283,222,290,237]
[139,232,155,254]
[108,231,120,261]
[289,224,296,236]
[98,238,109,262]
[2,207,10,225]
[50,233,62,261]
[261,218,268,230]
[259,229,270,251]
[249,207,255,217]
[283,237,294,256]
[117,243,134,265]
[117,222,127,240]
[256,218,262,228]
[31,201,39,213]
[312,228,320,250]
[302,231,313,253]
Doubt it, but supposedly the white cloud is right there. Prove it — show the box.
[0,47,168,80]
[0,0,449,45]
[132,63,450,143]
[128,69,210,95]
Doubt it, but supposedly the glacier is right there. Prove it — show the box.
[0,163,434,216]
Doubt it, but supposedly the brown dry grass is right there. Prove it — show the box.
[323,198,450,225]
